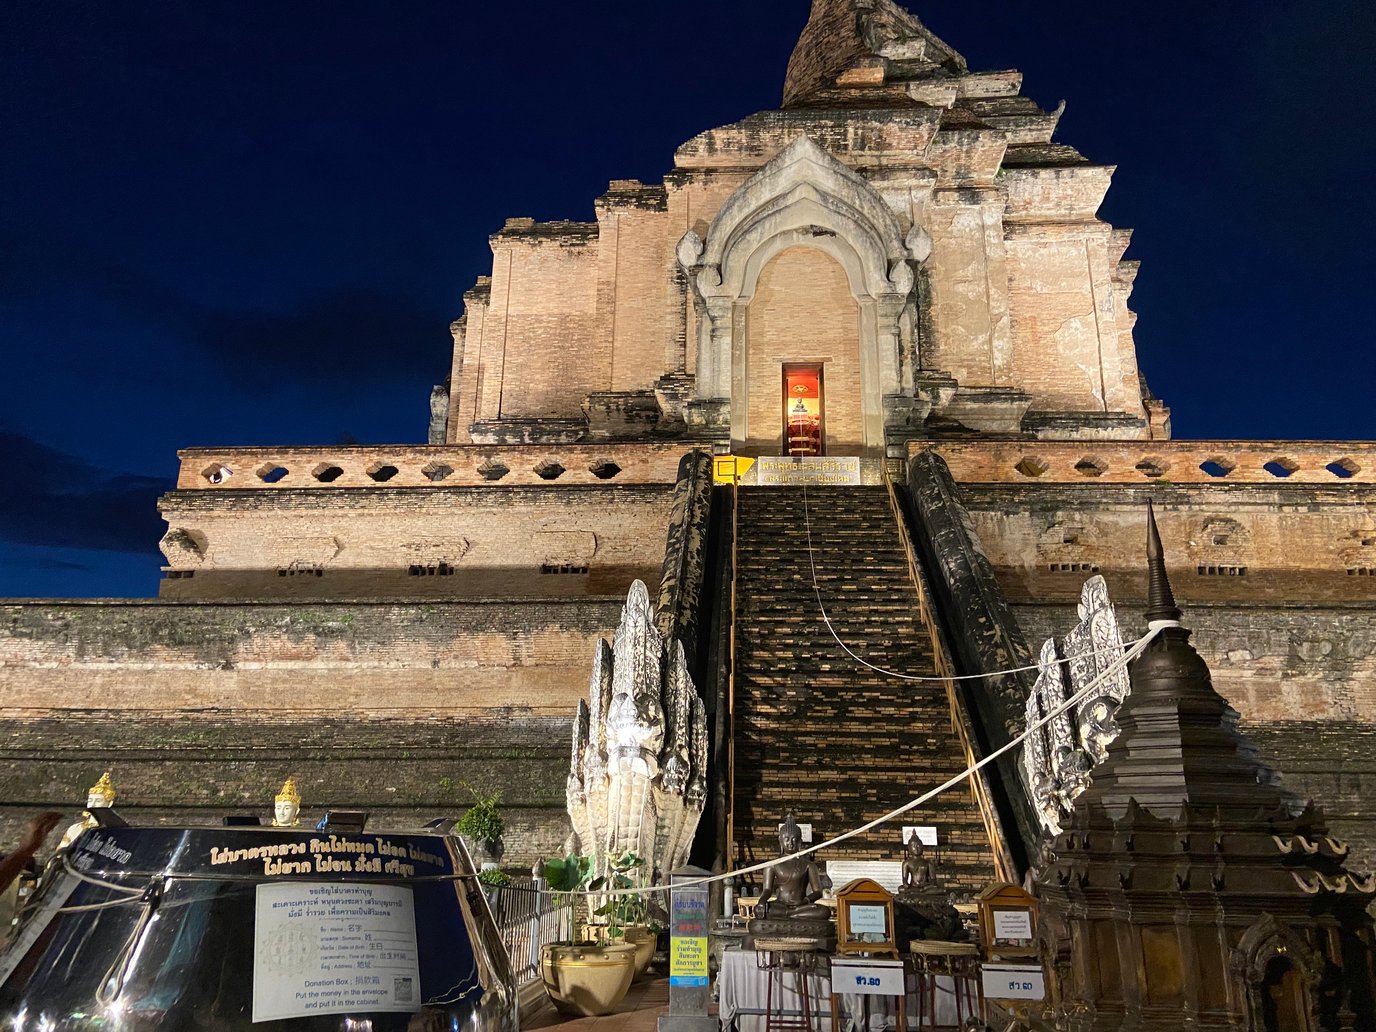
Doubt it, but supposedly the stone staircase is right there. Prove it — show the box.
[731,486,998,895]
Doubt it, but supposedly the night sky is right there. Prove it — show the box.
[2,1,1373,598]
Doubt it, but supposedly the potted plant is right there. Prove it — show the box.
[589,850,657,976]
[539,852,636,1016]
[454,787,505,869]
[477,866,512,907]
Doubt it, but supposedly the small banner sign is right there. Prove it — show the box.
[981,963,1046,1001]
[831,959,905,996]
[755,456,862,486]
[669,877,710,988]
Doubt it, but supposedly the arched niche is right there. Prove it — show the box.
[679,135,926,456]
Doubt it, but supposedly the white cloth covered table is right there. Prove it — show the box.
[716,949,974,1032]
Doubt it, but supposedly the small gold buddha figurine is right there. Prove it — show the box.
[59,771,117,850]
[272,777,302,827]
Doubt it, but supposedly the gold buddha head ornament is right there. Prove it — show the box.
[273,777,302,827]
[84,772,116,812]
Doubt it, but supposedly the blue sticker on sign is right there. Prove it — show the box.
[670,976,709,987]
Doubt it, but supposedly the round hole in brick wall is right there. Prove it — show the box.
[256,464,289,483]
[1135,459,1168,479]
[1199,458,1235,478]
[201,464,233,485]
[1074,457,1107,477]
[1014,457,1049,478]
[312,464,344,483]
[1327,458,1361,479]
[1263,458,1298,478]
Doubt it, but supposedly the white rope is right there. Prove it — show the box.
[553,621,1162,898]
[800,483,1133,683]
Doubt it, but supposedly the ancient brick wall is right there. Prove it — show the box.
[0,598,620,863]
[158,475,677,600]
[924,441,1376,606]
[744,246,863,454]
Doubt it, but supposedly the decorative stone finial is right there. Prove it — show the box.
[1144,499,1181,626]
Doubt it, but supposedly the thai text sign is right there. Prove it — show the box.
[669,880,709,987]
[981,963,1046,1001]
[993,909,1033,940]
[755,456,862,486]
[831,959,904,996]
[253,882,421,1021]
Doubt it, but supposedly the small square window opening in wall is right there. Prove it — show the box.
[541,563,589,575]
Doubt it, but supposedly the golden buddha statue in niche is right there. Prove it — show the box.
[272,776,302,827]
[59,771,116,850]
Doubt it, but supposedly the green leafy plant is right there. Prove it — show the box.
[454,787,504,845]
[543,851,596,935]
[478,867,512,888]
[589,850,649,941]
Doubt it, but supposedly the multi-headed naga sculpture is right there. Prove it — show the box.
[1021,575,1131,835]
[566,580,708,883]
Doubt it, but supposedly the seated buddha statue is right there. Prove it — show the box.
[758,815,830,920]
[59,771,116,851]
[746,815,835,950]
[897,833,939,900]
[893,832,966,943]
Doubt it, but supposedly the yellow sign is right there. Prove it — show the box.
[713,455,755,485]
[670,935,709,986]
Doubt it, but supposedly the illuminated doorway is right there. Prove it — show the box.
[783,364,824,456]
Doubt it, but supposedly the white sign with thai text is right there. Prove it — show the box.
[981,964,1045,1001]
[832,959,905,996]
[847,903,889,935]
[993,909,1034,940]
[253,882,422,1021]
[900,826,938,846]
[755,456,862,486]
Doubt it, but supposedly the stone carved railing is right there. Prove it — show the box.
[174,444,692,491]
[922,440,1376,486]
[567,581,708,883]
[1022,576,1132,837]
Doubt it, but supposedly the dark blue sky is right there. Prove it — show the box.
[2,1,1373,598]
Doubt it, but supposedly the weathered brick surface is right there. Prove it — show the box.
[0,714,571,866]
[157,483,674,599]
[744,247,862,454]
[732,486,997,894]
[1243,722,1376,875]
[0,598,621,716]
[1011,602,1376,725]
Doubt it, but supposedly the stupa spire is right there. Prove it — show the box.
[1144,499,1182,626]
[783,0,966,109]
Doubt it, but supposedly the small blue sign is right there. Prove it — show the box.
[670,976,709,987]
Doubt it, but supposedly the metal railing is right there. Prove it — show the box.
[885,474,1018,885]
[488,880,569,986]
